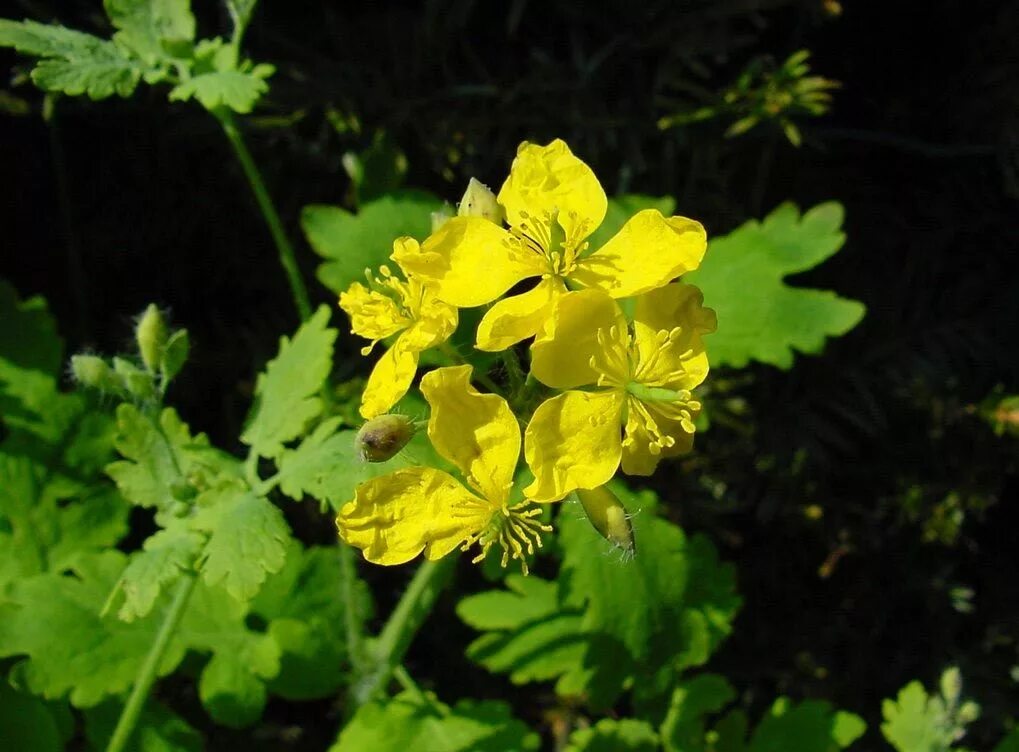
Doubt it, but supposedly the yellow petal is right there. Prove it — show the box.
[632,282,716,389]
[530,289,628,390]
[571,211,707,298]
[359,340,419,419]
[523,389,625,502]
[420,365,521,504]
[393,216,545,307]
[497,140,607,244]
[399,283,459,352]
[339,282,409,341]
[620,397,696,476]
[337,467,490,565]
[476,277,564,352]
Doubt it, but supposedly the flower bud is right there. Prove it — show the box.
[431,204,453,233]
[458,178,504,225]
[70,355,118,392]
[113,357,156,402]
[355,414,416,462]
[575,485,635,556]
[136,304,168,373]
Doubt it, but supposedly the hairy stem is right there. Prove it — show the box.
[106,574,196,752]
[349,557,456,710]
[217,111,312,321]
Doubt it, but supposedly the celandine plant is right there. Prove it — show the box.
[335,139,715,571]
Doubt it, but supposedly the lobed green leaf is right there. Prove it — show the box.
[331,691,540,752]
[302,192,440,296]
[241,305,336,457]
[686,201,865,369]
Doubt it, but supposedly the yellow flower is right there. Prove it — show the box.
[337,365,552,572]
[523,285,716,502]
[394,139,707,352]
[339,238,458,419]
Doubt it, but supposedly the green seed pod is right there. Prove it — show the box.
[70,355,120,392]
[135,304,168,373]
[355,414,417,462]
[457,178,505,225]
[575,485,635,556]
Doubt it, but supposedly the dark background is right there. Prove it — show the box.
[3,0,1019,747]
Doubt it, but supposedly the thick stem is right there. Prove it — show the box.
[349,557,456,709]
[106,574,196,752]
[217,111,313,322]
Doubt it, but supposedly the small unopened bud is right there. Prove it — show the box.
[431,204,453,233]
[940,666,963,705]
[71,355,117,391]
[575,485,635,556]
[458,178,504,224]
[136,304,168,372]
[355,414,416,462]
[113,357,156,401]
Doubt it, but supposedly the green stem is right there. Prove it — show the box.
[339,544,365,674]
[106,574,196,752]
[350,557,456,709]
[500,348,525,396]
[217,110,312,321]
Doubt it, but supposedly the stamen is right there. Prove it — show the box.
[460,499,553,575]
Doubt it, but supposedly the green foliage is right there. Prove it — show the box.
[0,682,72,752]
[458,483,741,710]
[881,668,981,752]
[330,691,540,751]
[302,192,442,295]
[0,20,141,98]
[276,412,443,514]
[660,675,865,752]
[0,551,187,706]
[565,719,659,751]
[190,483,289,600]
[659,50,839,147]
[241,305,336,457]
[687,201,865,369]
[0,0,272,114]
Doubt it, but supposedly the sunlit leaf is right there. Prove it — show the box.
[330,691,539,752]
[241,305,336,457]
[686,201,865,369]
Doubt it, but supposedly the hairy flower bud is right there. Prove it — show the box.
[575,485,635,556]
[70,355,118,392]
[457,178,504,225]
[135,304,168,373]
[355,414,416,462]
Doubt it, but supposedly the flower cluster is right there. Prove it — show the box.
[337,139,715,571]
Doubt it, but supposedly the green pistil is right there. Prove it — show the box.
[625,381,684,403]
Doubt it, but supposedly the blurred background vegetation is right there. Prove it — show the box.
[3,0,1019,747]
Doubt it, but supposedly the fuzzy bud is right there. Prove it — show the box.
[355,414,417,462]
[136,304,168,373]
[457,178,504,225]
[575,485,635,556]
[70,355,117,392]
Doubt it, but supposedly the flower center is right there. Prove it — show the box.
[511,209,589,280]
[586,324,701,452]
[457,499,552,575]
